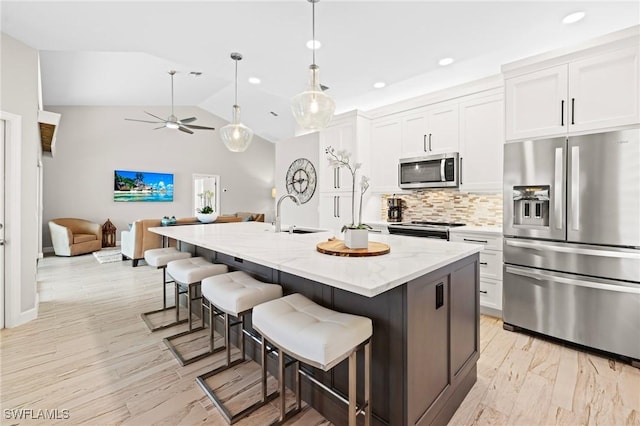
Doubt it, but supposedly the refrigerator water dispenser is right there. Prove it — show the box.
[512,186,550,227]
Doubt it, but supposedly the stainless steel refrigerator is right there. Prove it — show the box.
[503,128,640,363]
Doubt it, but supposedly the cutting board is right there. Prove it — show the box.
[316,239,390,257]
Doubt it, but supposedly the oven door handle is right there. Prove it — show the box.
[505,266,640,294]
[505,239,640,259]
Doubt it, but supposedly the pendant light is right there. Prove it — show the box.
[220,52,253,152]
[291,0,335,130]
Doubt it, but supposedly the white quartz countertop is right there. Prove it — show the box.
[150,222,481,298]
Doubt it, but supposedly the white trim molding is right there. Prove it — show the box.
[1,111,35,327]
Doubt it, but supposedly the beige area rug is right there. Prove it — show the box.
[93,248,121,264]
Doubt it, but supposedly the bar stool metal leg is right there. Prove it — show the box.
[140,266,188,332]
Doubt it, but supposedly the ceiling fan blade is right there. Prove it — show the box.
[178,125,194,134]
[183,124,216,131]
[179,117,197,124]
[144,111,167,122]
[153,126,165,130]
[125,118,164,124]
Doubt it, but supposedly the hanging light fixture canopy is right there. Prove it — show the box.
[291,0,335,130]
[220,52,254,152]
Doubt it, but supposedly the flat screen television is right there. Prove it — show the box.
[114,170,174,202]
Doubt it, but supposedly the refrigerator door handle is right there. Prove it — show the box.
[505,266,640,294]
[505,239,640,259]
[571,145,580,231]
[554,147,563,230]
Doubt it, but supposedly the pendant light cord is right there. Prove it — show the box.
[234,57,238,106]
[312,1,316,65]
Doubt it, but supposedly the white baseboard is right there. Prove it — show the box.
[6,296,39,328]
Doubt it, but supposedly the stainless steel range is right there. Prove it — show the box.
[388,221,466,240]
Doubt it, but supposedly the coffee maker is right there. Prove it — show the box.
[387,196,402,222]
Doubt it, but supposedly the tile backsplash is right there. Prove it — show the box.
[381,190,503,226]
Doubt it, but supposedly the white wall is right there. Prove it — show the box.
[42,106,275,247]
[0,33,40,322]
[274,132,320,228]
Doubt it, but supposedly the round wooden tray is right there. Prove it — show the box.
[316,239,390,257]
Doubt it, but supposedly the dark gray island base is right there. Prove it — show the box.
[200,248,480,426]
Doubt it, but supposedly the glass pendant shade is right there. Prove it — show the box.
[220,105,253,152]
[291,64,335,130]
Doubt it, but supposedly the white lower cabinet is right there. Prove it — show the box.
[449,228,503,315]
[319,193,353,235]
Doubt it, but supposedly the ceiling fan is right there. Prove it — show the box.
[125,70,215,134]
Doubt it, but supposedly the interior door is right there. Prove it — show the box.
[1,120,5,329]
[567,129,640,247]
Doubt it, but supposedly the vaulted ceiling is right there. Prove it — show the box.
[2,1,638,141]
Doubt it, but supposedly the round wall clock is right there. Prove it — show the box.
[285,158,317,204]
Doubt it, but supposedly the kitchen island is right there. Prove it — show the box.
[150,222,482,426]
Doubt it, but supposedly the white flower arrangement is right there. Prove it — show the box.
[326,146,371,232]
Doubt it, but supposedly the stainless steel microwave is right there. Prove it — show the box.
[398,153,459,189]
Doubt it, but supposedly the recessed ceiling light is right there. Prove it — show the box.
[438,57,454,66]
[562,11,585,24]
[248,77,261,85]
[306,39,321,50]
[373,82,386,89]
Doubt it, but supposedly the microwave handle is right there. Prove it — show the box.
[459,157,463,185]
[441,159,446,182]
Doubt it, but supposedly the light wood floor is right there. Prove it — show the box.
[1,254,638,425]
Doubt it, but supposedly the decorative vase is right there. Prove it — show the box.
[344,228,369,249]
[197,212,219,223]
[169,216,177,225]
[161,218,171,226]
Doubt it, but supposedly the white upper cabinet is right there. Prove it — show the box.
[319,121,355,193]
[370,116,402,193]
[505,65,567,141]
[318,111,370,194]
[505,45,640,141]
[568,47,639,133]
[459,92,504,193]
[400,103,459,158]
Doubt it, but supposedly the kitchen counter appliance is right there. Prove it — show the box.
[387,196,403,222]
[388,221,465,240]
[503,128,640,363]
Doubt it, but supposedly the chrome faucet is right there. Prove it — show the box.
[275,193,301,232]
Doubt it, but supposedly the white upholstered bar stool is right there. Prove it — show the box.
[196,271,282,424]
[163,257,229,366]
[141,247,192,331]
[253,293,373,426]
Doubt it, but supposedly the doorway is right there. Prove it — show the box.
[1,119,5,328]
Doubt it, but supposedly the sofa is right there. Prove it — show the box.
[120,213,263,267]
[49,218,102,256]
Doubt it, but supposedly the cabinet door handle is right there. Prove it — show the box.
[334,196,337,217]
[337,169,340,189]
[479,290,488,294]
[571,98,575,125]
[436,282,444,309]
[337,197,340,217]
[480,262,488,266]
[464,238,488,244]
[334,168,337,189]
[460,157,463,185]
[423,134,427,152]
[428,133,432,151]
[561,100,565,126]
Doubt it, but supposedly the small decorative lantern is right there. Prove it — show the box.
[102,219,117,248]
